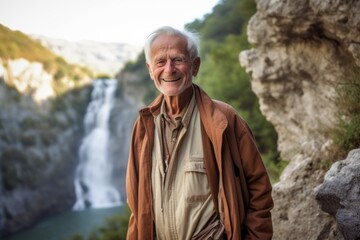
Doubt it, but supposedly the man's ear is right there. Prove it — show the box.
[192,57,201,77]
[146,63,154,80]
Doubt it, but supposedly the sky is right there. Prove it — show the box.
[0,0,219,46]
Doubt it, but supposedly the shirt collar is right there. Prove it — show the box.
[160,87,196,129]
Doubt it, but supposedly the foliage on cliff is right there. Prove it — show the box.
[121,52,157,104]
[0,24,92,84]
[334,67,360,155]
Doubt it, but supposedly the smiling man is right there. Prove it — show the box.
[126,26,273,240]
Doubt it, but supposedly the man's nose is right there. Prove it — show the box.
[164,59,176,73]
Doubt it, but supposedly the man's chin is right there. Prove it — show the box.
[158,87,181,97]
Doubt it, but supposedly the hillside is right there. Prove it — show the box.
[0,24,91,86]
[31,35,142,77]
[0,24,55,62]
[0,24,93,237]
[0,24,140,238]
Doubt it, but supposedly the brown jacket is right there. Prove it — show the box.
[126,84,273,239]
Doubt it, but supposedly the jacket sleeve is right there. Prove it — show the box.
[126,212,138,239]
[234,114,274,240]
[126,117,140,239]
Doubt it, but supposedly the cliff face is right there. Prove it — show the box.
[0,58,91,237]
[0,26,145,235]
[240,0,360,239]
[0,56,144,237]
[108,72,146,200]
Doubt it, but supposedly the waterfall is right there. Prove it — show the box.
[73,79,121,210]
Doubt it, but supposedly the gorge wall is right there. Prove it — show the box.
[240,0,360,239]
[0,57,142,237]
[0,58,91,237]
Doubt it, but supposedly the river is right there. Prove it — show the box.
[4,206,124,240]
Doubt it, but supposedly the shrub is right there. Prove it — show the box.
[69,206,130,240]
[333,66,360,156]
[0,148,27,190]
[95,74,112,79]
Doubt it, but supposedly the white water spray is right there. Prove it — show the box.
[73,79,121,210]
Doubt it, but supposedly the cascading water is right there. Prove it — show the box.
[73,79,121,210]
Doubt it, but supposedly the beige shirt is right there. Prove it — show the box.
[152,92,218,240]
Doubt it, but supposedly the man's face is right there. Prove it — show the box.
[146,35,200,96]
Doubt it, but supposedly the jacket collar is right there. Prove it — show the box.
[139,83,228,136]
[139,93,163,117]
[194,84,228,130]
[193,84,228,156]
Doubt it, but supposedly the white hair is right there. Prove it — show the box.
[144,26,200,64]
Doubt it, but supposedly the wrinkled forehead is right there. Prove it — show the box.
[150,35,189,57]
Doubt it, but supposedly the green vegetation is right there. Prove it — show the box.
[95,73,112,79]
[188,0,255,43]
[0,148,47,190]
[121,52,157,103]
[0,24,53,62]
[69,206,131,240]
[333,66,360,157]
[0,148,28,190]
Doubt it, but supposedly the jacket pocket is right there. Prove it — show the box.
[184,158,210,204]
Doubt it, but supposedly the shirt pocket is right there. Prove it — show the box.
[184,157,210,204]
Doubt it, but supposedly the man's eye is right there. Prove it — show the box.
[156,60,166,66]
[173,58,185,64]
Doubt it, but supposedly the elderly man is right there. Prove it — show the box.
[126,26,273,240]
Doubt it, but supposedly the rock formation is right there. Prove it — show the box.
[0,27,144,236]
[315,149,360,240]
[0,56,143,237]
[240,0,360,239]
[0,58,91,237]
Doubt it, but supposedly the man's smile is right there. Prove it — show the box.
[162,77,181,82]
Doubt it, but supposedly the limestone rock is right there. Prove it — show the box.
[315,149,360,240]
[4,58,55,103]
[0,59,91,237]
[240,0,360,239]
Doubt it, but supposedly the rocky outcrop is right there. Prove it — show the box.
[0,59,91,237]
[315,149,360,240]
[3,58,55,103]
[240,0,360,239]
